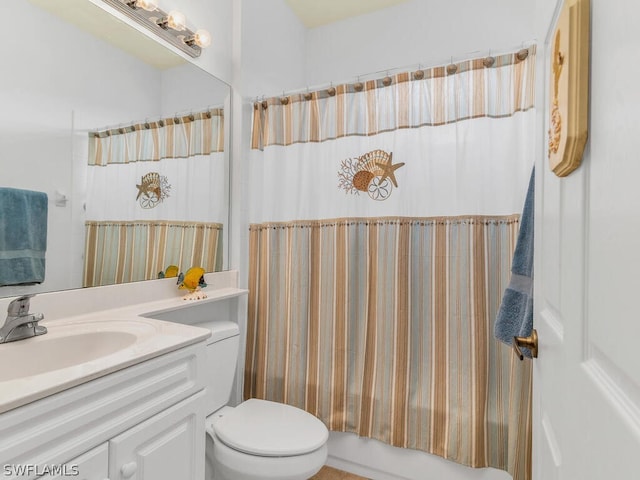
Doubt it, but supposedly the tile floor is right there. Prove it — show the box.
[310,466,370,480]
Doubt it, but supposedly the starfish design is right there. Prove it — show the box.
[135,182,161,200]
[135,182,146,200]
[376,152,405,187]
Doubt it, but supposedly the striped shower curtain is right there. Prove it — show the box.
[246,217,531,477]
[83,220,222,287]
[245,48,535,480]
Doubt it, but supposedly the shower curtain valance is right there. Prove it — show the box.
[251,47,535,150]
[88,108,224,165]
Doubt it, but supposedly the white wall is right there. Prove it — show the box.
[0,133,75,297]
[305,0,537,86]
[237,0,537,98]
[237,0,537,97]
[160,63,230,115]
[240,0,307,97]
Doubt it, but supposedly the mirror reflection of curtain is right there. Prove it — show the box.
[245,48,535,480]
[89,109,223,165]
[83,109,225,287]
[83,220,222,288]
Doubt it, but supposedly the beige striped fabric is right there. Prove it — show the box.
[83,220,223,287]
[251,47,536,150]
[88,109,224,166]
[245,216,531,480]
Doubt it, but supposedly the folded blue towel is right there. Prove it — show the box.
[494,167,534,357]
[0,188,48,286]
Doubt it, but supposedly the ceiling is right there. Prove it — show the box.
[284,0,411,28]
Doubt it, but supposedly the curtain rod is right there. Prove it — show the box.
[79,105,224,133]
[252,39,538,102]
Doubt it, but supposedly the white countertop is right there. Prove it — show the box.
[0,285,247,414]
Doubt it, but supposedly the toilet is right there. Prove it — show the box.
[201,320,328,480]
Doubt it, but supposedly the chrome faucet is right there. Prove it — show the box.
[0,294,47,344]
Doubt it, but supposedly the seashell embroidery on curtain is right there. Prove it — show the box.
[338,149,405,201]
[135,172,171,209]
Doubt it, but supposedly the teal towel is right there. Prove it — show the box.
[0,187,48,286]
[494,167,534,357]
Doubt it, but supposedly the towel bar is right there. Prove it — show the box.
[513,329,538,360]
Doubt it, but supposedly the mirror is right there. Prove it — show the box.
[0,0,230,298]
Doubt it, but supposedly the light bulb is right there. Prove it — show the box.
[193,29,211,48]
[167,10,186,31]
[136,0,157,11]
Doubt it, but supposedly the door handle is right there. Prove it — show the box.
[513,329,538,360]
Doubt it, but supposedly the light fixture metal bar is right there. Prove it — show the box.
[100,0,202,58]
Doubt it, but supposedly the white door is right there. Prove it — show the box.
[534,0,640,478]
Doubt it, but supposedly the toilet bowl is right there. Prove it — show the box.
[206,400,328,480]
[200,320,329,480]
[206,399,329,480]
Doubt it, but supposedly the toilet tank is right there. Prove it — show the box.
[201,320,240,416]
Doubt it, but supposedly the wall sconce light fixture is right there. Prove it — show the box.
[102,0,211,57]
[127,0,157,11]
[157,10,186,31]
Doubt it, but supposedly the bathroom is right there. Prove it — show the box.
[1,0,639,479]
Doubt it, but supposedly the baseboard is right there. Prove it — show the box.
[324,432,511,480]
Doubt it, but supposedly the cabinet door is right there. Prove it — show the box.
[40,443,109,480]
[108,392,205,480]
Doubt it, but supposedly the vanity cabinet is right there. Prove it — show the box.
[38,393,204,480]
[41,444,108,480]
[108,392,204,480]
[0,342,207,480]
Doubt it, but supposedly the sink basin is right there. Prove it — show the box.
[0,319,160,385]
[0,313,210,415]
[0,330,137,381]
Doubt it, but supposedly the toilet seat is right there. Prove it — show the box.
[211,432,328,480]
[213,399,328,457]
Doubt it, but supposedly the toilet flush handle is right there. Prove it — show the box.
[120,461,137,479]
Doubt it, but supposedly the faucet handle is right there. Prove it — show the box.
[7,294,36,316]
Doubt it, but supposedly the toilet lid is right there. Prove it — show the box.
[214,399,328,457]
